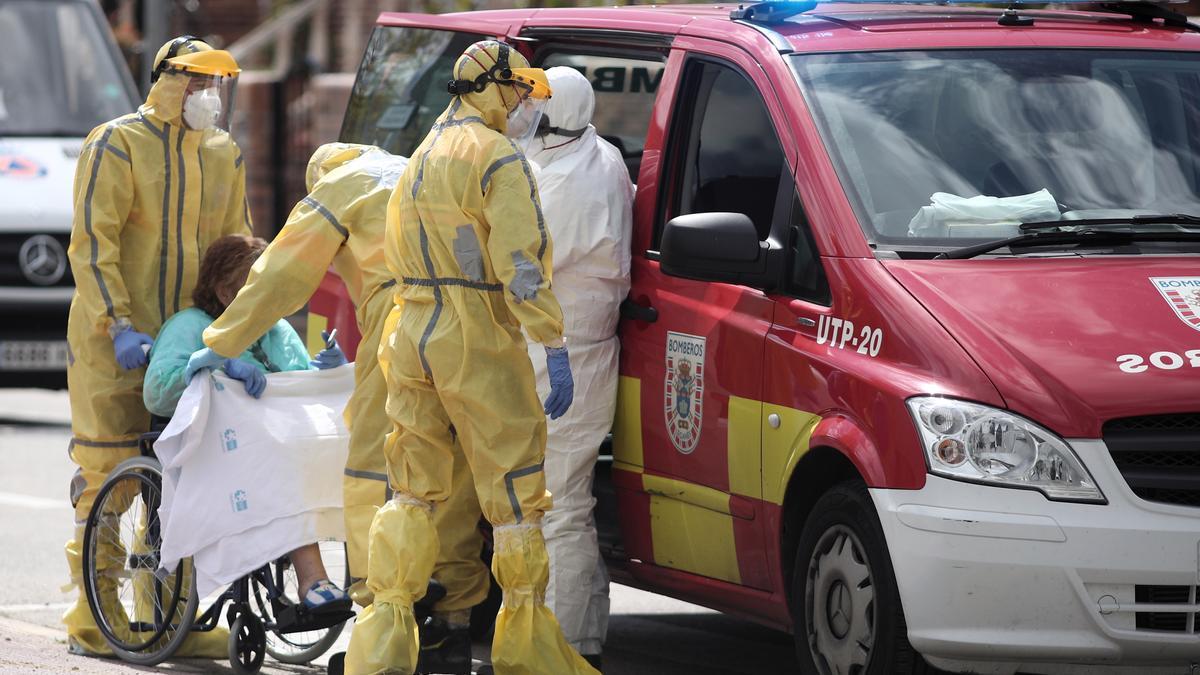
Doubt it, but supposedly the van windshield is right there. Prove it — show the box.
[0,0,134,137]
[792,50,1200,250]
[341,26,486,157]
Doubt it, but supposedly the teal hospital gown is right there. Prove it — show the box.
[144,307,312,417]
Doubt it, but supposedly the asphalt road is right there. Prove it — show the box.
[0,388,797,674]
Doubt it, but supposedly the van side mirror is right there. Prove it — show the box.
[660,212,766,284]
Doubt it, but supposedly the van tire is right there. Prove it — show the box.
[791,480,935,675]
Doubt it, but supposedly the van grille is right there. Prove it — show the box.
[0,233,74,287]
[1134,585,1198,633]
[1102,413,1200,509]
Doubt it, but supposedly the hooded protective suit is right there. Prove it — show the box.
[524,66,633,659]
[201,143,419,605]
[63,37,249,657]
[345,41,594,675]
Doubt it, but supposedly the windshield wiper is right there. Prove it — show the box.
[935,229,1200,260]
[1019,213,1200,232]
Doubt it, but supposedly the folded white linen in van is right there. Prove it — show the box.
[908,189,1060,237]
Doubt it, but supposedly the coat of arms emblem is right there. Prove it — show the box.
[665,331,705,454]
[1150,277,1200,332]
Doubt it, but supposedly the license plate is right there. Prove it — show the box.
[0,340,69,370]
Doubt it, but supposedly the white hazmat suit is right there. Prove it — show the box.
[526,66,634,659]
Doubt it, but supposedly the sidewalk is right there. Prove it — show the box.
[0,615,327,674]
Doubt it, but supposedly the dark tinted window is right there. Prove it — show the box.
[673,62,786,241]
[340,27,483,157]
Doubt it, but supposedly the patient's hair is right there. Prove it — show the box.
[192,234,267,318]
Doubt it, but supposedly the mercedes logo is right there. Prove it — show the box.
[18,234,66,286]
[827,580,853,639]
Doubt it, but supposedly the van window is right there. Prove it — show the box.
[0,1,135,136]
[794,50,1200,252]
[538,52,664,182]
[341,27,485,157]
[663,60,786,245]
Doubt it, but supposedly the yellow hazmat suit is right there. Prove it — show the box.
[64,38,249,656]
[201,143,490,610]
[345,41,595,675]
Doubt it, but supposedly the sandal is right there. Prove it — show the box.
[303,579,350,612]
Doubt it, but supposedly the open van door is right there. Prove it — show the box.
[309,12,522,358]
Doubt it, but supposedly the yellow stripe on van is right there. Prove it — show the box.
[612,375,644,467]
[727,395,762,499]
[762,404,821,505]
[647,473,741,585]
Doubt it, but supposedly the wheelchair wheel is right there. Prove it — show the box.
[229,611,267,675]
[252,541,348,664]
[81,455,198,666]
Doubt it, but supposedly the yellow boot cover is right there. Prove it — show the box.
[345,496,439,675]
[490,524,597,675]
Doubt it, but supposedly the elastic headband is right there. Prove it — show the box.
[447,43,515,96]
[535,115,587,139]
[152,35,199,83]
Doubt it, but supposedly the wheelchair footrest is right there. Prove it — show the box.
[273,601,354,634]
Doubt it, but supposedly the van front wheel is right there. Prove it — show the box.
[792,481,932,675]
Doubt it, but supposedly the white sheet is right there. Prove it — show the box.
[153,365,354,597]
[907,189,1060,237]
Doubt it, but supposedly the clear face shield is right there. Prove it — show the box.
[181,74,237,132]
[505,92,549,155]
[503,69,552,155]
[163,49,241,133]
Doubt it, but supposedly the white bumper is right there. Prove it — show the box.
[872,439,1200,674]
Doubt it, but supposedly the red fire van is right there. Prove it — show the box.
[314,2,1200,672]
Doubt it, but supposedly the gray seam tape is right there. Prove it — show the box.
[84,127,118,320]
[87,141,130,162]
[138,114,166,139]
[480,153,521,194]
[157,124,171,324]
[343,468,388,482]
[301,196,349,239]
[402,276,503,292]
[503,463,544,524]
[413,98,463,199]
[172,130,186,313]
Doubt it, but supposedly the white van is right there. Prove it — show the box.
[0,0,138,388]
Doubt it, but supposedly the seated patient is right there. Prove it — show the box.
[143,233,349,610]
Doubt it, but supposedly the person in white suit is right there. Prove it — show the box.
[524,65,635,671]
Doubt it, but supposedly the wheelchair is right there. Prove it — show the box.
[80,420,354,673]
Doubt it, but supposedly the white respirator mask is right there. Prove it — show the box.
[182,87,223,131]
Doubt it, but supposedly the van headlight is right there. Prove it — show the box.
[907,396,1105,503]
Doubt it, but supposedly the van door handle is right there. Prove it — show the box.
[796,317,816,327]
[620,298,658,323]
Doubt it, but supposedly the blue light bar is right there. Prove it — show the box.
[731,0,1193,25]
[813,0,1189,4]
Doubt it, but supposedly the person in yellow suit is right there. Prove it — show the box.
[344,40,596,675]
[193,143,490,629]
[64,36,249,656]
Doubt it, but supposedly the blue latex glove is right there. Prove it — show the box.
[310,330,347,370]
[543,345,574,420]
[184,347,225,382]
[112,327,153,370]
[222,358,266,398]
